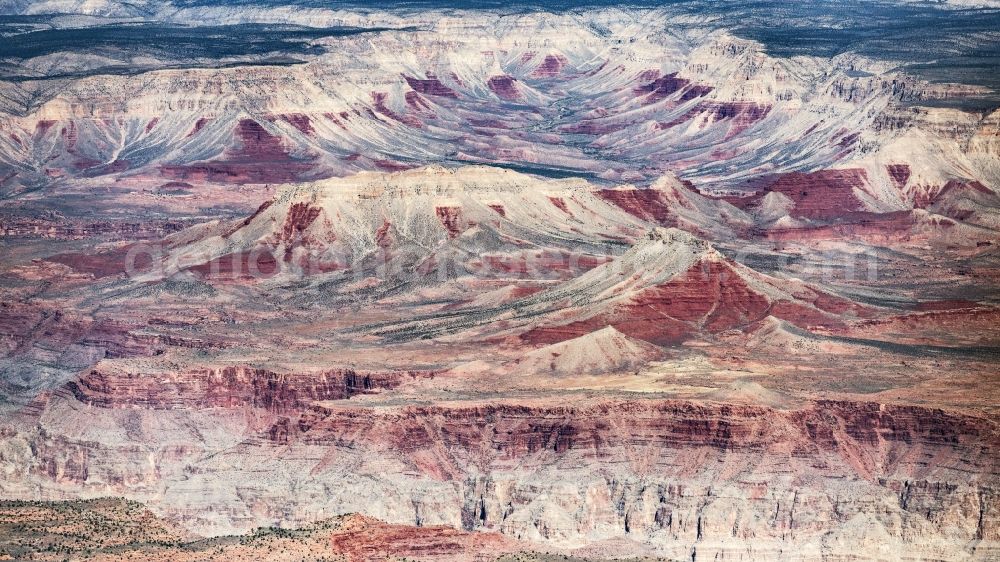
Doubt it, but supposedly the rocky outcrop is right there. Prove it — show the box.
[154,166,658,285]
[262,399,997,559]
[0,217,188,241]
[8,394,993,558]
[64,365,409,412]
[509,228,871,345]
[328,514,525,561]
[507,326,664,376]
[285,399,995,473]
[725,169,871,220]
[486,75,520,100]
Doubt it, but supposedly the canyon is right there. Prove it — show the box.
[0,1,998,560]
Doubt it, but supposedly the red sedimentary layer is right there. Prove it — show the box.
[435,206,463,236]
[635,72,690,103]
[277,399,997,483]
[374,220,394,248]
[186,249,280,280]
[661,102,771,137]
[531,54,569,78]
[679,84,714,101]
[280,203,322,241]
[915,179,992,208]
[597,187,682,225]
[374,159,412,172]
[46,245,157,278]
[162,119,314,183]
[279,113,315,136]
[226,199,274,235]
[726,168,870,220]
[547,196,571,215]
[34,120,57,136]
[487,75,520,101]
[229,119,292,161]
[404,91,433,111]
[64,366,411,413]
[61,122,78,151]
[372,92,423,128]
[404,75,458,98]
[764,168,868,219]
[887,163,911,189]
[188,117,211,137]
[524,258,860,345]
[847,307,1000,346]
[329,514,522,562]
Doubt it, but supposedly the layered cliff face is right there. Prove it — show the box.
[3,391,996,560]
[287,399,998,561]
[65,364,409,411]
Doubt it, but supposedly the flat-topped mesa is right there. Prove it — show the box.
[156,165,661,282]
[297,164,593,200]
